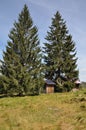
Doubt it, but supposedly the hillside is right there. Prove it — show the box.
[0,89,86,130]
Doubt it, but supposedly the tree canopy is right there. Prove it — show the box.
[0,4,42,96]
[0,6,79,95]
[43,11,79,91]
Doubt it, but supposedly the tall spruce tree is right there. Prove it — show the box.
[0,4,42,96]
[43,11,79,91]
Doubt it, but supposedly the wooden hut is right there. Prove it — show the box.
[74,79,81,89]
[45,79,56,93]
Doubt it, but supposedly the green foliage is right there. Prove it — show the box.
[63,81,74,92]
[43,11,79,91]
[0,4,42,96]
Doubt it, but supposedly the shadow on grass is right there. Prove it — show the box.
[0,93,39,98]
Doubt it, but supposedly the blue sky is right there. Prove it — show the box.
[0,0,86,81]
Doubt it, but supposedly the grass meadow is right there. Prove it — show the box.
[0,88,86,130]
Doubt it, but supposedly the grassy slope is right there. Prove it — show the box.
[0,89,86,130]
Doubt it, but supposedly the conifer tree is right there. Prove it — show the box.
[43,11,79,91]
[0,4,42,96]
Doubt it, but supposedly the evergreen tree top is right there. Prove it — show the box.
[43,10,79,85]
[0,4,42,96]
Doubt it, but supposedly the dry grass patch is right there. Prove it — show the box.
[0,89,86,129]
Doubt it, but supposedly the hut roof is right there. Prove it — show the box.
[45,79,56,85]
[75,79,81,84]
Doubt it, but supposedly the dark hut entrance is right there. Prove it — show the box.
[45,79,56,93]
[74,80,81,89]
